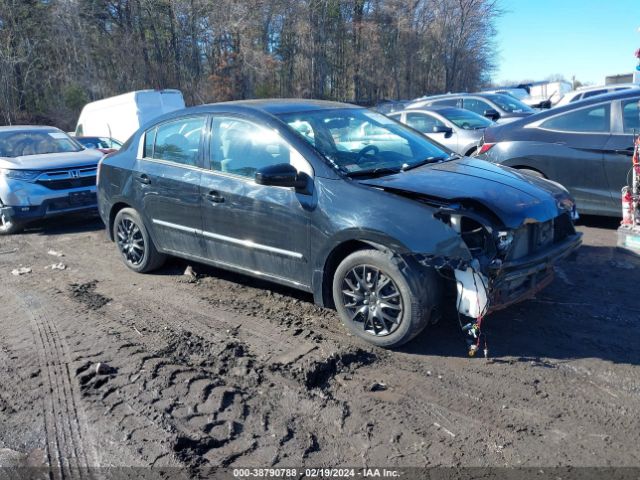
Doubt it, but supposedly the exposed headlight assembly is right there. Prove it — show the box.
[495,230,514,252]
[0,169,41,181]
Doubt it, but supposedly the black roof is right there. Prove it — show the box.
[201,98,359,115]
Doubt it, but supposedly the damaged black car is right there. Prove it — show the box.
[97,100,582,348]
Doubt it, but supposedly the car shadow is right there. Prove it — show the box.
[402,244,640,365]
[135,227,640,366]
[20,214,105,236]
[576,214,620,229]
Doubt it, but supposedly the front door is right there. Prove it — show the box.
[603,97,640,214]
[135,115,207,256]
[199,115,314,288]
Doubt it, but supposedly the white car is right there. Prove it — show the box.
[554,83,640,107]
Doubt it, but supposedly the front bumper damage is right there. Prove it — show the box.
[417,222,582,318]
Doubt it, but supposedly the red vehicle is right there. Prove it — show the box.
[74,136,123,155]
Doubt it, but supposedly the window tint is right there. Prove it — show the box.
[483,94,533,113]
[210,117,311,179]
[622,99,640,134]
[405,112,445,133]
[277,109,448,175]
[541,104,610,133]
[152,116,205,166]
[430,98,458,107]
[462,98,492,115]
[569,94,583,103]
[144,129,156,157]
[582,89,607,99]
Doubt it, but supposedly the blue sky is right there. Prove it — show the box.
[494,0,640,85]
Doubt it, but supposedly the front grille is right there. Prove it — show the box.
[507,213,574,261]
[35,165,97,190]
[37,177,96,190]
[48,193,97,211]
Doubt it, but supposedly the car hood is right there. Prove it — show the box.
[0,149,102,170]
[360,158,570,229]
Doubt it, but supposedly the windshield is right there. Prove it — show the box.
[441,109,493,130]
[484,94,534,113]
[0,130,83,157]
[277,108,450,176]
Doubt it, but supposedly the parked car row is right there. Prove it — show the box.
[388,88,640,217]
[12,89,639,348]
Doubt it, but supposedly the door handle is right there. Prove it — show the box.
[205,191,225,203]
[135,174,151,185]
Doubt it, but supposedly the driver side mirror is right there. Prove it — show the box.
[255,163,310,192]
[432,125,453,135]
[483,109,500,121]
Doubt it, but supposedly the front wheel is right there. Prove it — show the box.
[332,249,440,348]
[0,211,23,235]
[113,208,166,273]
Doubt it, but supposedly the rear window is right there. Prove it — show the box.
[622,99,640,134]
[430,98,459,107]
[541,104,611,133]
[484,94,534,113]
[149,117,206,166]
[582,89,607,99]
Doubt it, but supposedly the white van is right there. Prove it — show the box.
[74,90,185,143]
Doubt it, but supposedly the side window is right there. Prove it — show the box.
[569,94,583,103]
[210,117,312,180]
[622,99,640,134]
[144,129,156,157]
[541,104,611,133]
[405,112,445,133]
[152,116,206,166]
[582,89,607,99]
[463,98,492,115]
[431,98,458,107]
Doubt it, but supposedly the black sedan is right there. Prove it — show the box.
[97,100,581,348]
[478,89,640,217]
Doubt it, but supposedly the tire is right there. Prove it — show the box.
[113,208,166,273]
[0,211,23,235]
[332,249,440,348]
[517,168,545,179]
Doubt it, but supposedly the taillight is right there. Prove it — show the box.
[477,143,495,155]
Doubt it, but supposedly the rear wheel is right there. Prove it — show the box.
[332,249,440,348]
[114,208,165,273]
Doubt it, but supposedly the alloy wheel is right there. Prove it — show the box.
[116,217,145,266]
[341,265,403,336]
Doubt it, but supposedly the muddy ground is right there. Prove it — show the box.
[0,214,639,476]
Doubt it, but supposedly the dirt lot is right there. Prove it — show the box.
[0,214,639,475]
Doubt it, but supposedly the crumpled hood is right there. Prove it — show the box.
[0,149,103,170]
[360,158,571,228]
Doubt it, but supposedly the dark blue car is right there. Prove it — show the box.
[97,100,581,348]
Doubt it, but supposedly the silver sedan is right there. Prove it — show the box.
[389,106,495,156]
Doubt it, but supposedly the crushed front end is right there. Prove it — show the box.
[419,202,582,322]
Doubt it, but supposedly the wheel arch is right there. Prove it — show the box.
[511,165,547,178]
[108,201,133,241]
[315,238,400,309]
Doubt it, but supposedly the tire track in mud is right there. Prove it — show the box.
[14,289,98,476]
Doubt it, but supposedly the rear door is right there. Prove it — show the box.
[135,115,207,255]
[534,102,612,214]
[199,114,314,287]
[603,97,640,211]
